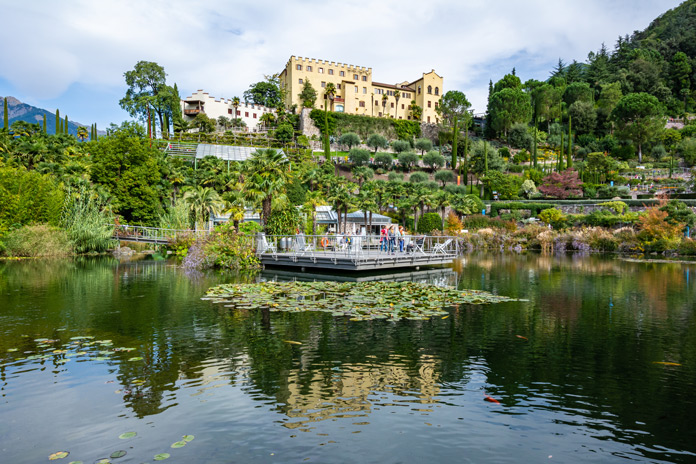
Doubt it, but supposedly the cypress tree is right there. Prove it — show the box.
[43,114,47,133]
[55,109,60,134]
[94,123,98,141]
[64,115,69,135]
[567,115,573,169]
[3,97,8,130]
[559,131,564,172]
[533,116,538,168]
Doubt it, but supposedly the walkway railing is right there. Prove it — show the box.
[257,234,459,264]
[113,225,209,244]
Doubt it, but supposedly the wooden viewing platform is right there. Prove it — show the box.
[257,234,458,271]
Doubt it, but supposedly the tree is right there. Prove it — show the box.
[508,124,533,149]
[352,165,374,188]
[434,169,455,187]
[76,126,89,142]
[563,82,593,106]
[191,113,216,133]
[366,133,388,153]
[568,101,597,135]
[89,128,164,224]
[410,100,423,121]
[274,123,294,145]
[488,87,532,136]
[298,80,317,108]
[55,109,60,135]
[397,152,418,171]
[232,96,241,121]
[538,169,582,199]
[243,148,290,230]
[409,172,428,183]
[119,61,179,136]
[414,138,433,154]
[437,90,471,169]
[611,92,664,162]
[374,152,393,169]
[394,90,401,119]
[183,186,223,231]
[243,74,283,108]
[339,132,360,150]
[217,116,231,131]
[2,97,7,131]
[422,151,445,170]
[481,171,522,200]
[392,140,410,153]
[349,148,370,166]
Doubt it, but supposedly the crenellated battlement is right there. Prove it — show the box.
[288,55,372,73]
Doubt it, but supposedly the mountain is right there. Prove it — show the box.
[633,0,696,56]
[1,95,88,135]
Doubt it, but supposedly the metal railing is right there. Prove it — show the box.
[256,233,459,263]
[113,225,209,244]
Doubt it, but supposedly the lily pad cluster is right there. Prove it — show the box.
[47,432,194,462]
[203,281,519,321]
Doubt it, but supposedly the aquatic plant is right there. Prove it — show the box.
[203,281,520,321]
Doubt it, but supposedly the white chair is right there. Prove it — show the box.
[410,236,425,254]
[257,233,277,256]
[432,238,453,255]
[293,234,313,256]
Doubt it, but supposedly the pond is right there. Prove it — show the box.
[1,254,695,463]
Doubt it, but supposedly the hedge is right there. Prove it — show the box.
[489,202,556,217]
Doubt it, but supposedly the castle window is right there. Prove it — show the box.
[329,69,334,75]
[337,84,342,89]
[319,67,324,73]
[307,65,312,72]
[296,64,302,70]
[391,103,394,108]
[359,101,365,108]
[228,109,232,114]
[237,110,240,116]
[375,101,378,105]
[363,87,367,94]
[428,101,431,108]
[245,112,249,117]
[353,74,358,80]
[418,86,421,95]
[253,113,257,118]
[321,81,326,88]
[427,116,431,122]
[354,86,358,93]
[434,87,439,96]
[362,76,367,81]
[402,104,404,109]
[339,71,345,77]
[435,102,439,108]
[427,85,432,94]
[299,78,303,84]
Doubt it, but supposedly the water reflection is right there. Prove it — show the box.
[1,255,695,463]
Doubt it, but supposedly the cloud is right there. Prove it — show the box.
[0,0,683,122]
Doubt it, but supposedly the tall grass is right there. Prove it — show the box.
[3,224,72,257]
[61,185,116,253]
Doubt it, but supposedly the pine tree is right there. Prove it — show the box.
[55,109,60,135]
[3,97,8,130]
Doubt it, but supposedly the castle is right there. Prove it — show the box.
[279,56,443,123]
[181,90,275,131]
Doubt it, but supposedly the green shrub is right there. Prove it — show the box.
[0,166,64,232]
[678,238,696,255]
[489,202,555,217]
[538,208,567,229]
[266,203,301,236]
[461,215,515,231]
[422,151,445,170]
[4,224,72,257]
[397,152,419,170]
[392,140,411,153]
[374,152,393,169]
[409,172,428,183]
[349,148,371,166]
[417,212,443,234]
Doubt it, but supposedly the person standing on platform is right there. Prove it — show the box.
[380,226,387,252]
[398,226,405,252]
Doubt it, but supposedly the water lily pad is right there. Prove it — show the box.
[109,450,126,459]
[170,441,186,448]
[94,459,111,464]
[128,357,143,362]
[68,461,84,464]
[154,453,170,461]
[182,435,195,442]
[49,451,69,460]
[118,431,137,439]
[7,348,18,352]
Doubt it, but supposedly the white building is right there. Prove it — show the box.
[181,90,276,132]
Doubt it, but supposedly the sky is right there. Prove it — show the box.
[0,0,685,128]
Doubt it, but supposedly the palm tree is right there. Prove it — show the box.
[242,148,290,230]
[352,166,374,191]
[183,186,223,231]
[217,116,231,132]
[76,126,89,141]
[382,94,388,117]
[302,189,326,235]
[222,188,247,231]
[394,90,400,119]
[355,189,378,234]
[432,190,451,230]
[324,83,337,111]
[232,97,241,124]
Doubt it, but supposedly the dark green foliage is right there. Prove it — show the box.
[489,202,555,217]
[563,82,593,106]
[0,167,65,236]
[660,199,696,228]
[285,178,307,205]
[508,124,532,149]
[397,151,419,170]
[298,80,318,108]
[274,123,294,144]
[373,152,393,169]
[366,133,389,153]
[339,132,361,149]
[409,172,428,183]
[423,150,445,170]
[243,75,283,108]
[309,109,420,141]
[349,148,370,166]
[481,171,523,200]
[391,140,411,153]
[60,185,116,253]
[434,169,455,186]
[55,109,60,135]
[89,130,164,225]
[3,224,72,257]
[414,138,433,154]
[265,203,300,236]
[416,212,443,234]
[569,101,597,135]
[678,138,696,165]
